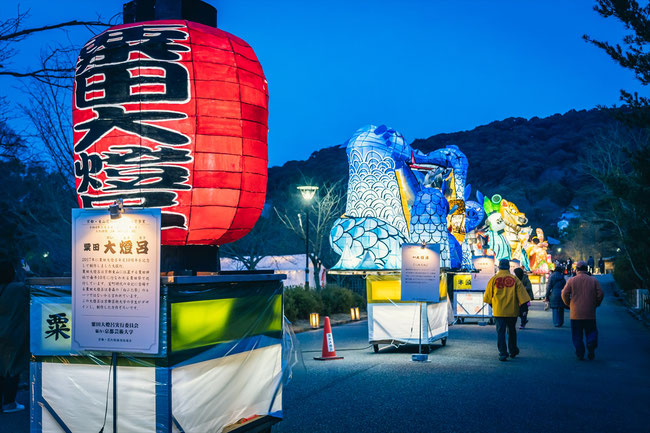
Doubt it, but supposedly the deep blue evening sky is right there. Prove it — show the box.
[0,0,644,166]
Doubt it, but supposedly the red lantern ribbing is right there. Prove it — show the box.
[73,20,268,245]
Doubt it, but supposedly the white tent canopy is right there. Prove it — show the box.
[221,254,326,288]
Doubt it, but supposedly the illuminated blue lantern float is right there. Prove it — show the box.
[330,125,481,270]
[330,125,409,270]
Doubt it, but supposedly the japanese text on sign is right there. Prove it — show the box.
[72,208,160,353]
[401,243,441,302]
[472,256,496,292]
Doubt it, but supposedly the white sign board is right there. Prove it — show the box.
[72,208,161,354]
[455,292,491,317]
[509,260,521,274]
[401,243,440,302]
[471,256,496,292]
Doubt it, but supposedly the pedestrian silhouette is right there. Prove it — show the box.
[484,259,531,361]
[561,261,604,360]
[545,266,567,327]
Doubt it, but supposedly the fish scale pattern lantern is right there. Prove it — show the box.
[73,20,268,245]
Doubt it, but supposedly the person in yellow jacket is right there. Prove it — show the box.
[484,259,531,361]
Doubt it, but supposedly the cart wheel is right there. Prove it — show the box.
[373,344,379,353]
[488,318,494,325]
[441,337,447,347]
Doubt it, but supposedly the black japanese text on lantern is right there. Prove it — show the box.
[74,24,193,230]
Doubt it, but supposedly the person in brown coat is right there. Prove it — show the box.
[561,260,604,360]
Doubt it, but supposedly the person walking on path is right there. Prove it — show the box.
[484,259,531,361]
[561,261,604,361]
[513,268,534,329]
[0,260,29,413]
[545,266,567,327]
[587,256,595,274]
[598,257,605,275]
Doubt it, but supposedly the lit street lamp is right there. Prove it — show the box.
[297,185,318,289]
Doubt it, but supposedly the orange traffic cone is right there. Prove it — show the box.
[314,316,344,361]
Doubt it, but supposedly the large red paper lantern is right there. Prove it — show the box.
[73,20,268,245]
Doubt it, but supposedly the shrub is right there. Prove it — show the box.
[283,285,365,321]
[283,286,323,322]
[320,285,365,316]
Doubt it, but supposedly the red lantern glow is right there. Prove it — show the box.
[73,20,268,245]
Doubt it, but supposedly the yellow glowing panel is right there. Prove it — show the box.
[171,295,282,352]
[367,274,447,303]
[439,272,448,299]
[444,170,457,200]
[171,298,235,352]
[395,170,413,231]
[368,278,401,302]
[528,275,541,284]
[453,274,472,291]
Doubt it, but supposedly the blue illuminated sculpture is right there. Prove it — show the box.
[342,125,411,239]
[330,125,411,269]
[330,125,482,270]
[404,169,451,268]
[330,217,407,269]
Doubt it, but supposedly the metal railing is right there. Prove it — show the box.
[642,292,650,315]
[623,289,650,315]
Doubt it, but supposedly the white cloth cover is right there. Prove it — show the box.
[368,301,448,344]
[41,362,156,433]
[35,344,282,433]
[172,344,283,432]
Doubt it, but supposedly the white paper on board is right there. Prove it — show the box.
[71,208,161,354]
[401,243,441,302]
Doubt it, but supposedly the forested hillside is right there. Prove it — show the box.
[268,108,618,234]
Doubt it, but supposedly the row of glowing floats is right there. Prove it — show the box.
[309,308,361,329]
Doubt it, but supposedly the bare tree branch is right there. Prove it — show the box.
[220,216,276,270]
[275,180,346,289]
[0,19,110,42]
[0,9,112,87]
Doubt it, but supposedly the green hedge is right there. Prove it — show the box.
[283,285,365,322]
[284,286,323,322]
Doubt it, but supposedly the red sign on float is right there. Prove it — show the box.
[73,20,268,245]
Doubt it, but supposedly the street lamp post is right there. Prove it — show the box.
[297,185,319,289]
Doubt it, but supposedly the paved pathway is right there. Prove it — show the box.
[275,276,649,433]
[3,276,648,432]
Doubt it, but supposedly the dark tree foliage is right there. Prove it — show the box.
[583,127,650,290]
[584,0,650,127]
[581,0,650,290]
[0,114,24,159]
[411,109,617,231]
[0,123,75,276]
[0,10,113,277]
[265,110,624,275]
